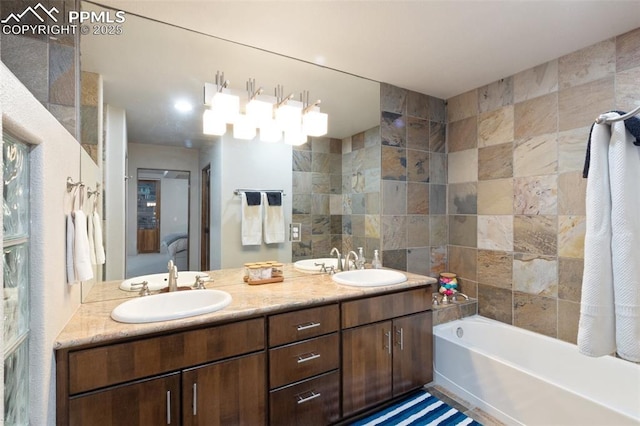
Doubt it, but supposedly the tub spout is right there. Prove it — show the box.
[452,292,469,302]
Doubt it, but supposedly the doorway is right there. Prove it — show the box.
[201,164,211,271]
[126,169,190,278]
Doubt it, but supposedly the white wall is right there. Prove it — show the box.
[127,143,200,271]
[216,135,293,268]
[1,62,82,426]
[104,105,127,280]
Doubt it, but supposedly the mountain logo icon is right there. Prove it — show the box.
[1,3,59,24]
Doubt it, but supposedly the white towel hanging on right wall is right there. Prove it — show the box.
[578,111,640,362]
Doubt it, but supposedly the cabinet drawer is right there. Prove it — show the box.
[68,318,265,395]
[269,304,339,347]
[342,287,431,329]
[269,333,339,389]
[269,370,340,426]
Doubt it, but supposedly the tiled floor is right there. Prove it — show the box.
[424,384,506,426]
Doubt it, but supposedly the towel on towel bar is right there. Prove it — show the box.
[583,111,640,178]
[578,112,640,362]
[263,192,285,244]
[73,210,94,282]
[66,214,76,284]
[241,192,262,245]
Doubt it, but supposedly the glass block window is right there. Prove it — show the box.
[3,132,30,426]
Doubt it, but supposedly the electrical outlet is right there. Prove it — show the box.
[290,223,301,242]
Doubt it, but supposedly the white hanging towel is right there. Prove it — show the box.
[263,192,285,244]
[93,211,106,265]
[73,210,94,282]
[578,112,640,362]
[66,214,76,284]
[87,210,97,265]
[241,192,262,246]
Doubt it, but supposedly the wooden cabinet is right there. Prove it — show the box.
[341,288,433,417]
[68,373,181,426]
[57,318,266,426]
[182,353,265,426]
[57,284,434,425]
[268,304,340,426]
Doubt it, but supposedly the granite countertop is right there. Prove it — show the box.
[55,265,437,350]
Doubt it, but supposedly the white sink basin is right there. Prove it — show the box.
[120,271,210,292]
[332,269,407,287]
[294,258,353,272]
[111,289,232,323]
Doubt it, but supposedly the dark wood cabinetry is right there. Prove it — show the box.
[268,304,340,426]
[341,288,433,417]
[68,373,181,426]
[57,284,433,425]
[57,318,266,426]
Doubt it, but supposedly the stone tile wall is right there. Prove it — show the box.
[380,84,448,277]
[1,0,80,139]
[291,137,343,260]
[445,28,640,343]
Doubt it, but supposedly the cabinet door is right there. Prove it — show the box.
[68,373,180,426]
[182,352,266,426]
[342,321,392,417]
[393,311,433,396]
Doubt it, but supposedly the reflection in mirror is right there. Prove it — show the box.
[79,1,380,302]
[130,169,190,278]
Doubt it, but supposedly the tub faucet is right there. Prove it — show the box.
[330,247,343,271]
[344,250,359,271]
[168,264,179,292]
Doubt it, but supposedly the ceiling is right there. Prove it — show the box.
[94,0,640,100]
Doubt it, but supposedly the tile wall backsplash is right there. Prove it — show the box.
[446,27,640,345]
[380,84,447,275]
[0,0,80,139]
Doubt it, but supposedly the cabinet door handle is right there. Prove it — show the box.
[297,322,321,331]
[166,390,171,425]
[396,327,404,350]
[297,352,321,363]
[384,330,392,355]
[296,390,322,404]
[192,383,198,416]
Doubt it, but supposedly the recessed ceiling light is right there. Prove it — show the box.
[174,100,193,113]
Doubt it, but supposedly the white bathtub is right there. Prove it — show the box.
[433,315,640,426]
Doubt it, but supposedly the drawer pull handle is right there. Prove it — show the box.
[297,352,321,363]
[166,390,171,424]
[297,391,321,404]
[384,330,392,355]
[192,383,197,416]
[396,327,404,350]
[297,322,321,331]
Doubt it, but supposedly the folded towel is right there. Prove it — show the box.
[93,211,106,265]
[241,192,262,245]
[73,210,94,282]
[266,191,282,206]
[66,214,76,284]
[578,112,640,362]
[263,192,285,244]
[245,191,262,206]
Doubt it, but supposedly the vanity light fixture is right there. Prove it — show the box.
[202,72,328,142]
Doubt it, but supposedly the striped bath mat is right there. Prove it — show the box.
[350,390,482,426]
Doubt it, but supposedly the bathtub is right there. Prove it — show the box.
[433,315,640,425]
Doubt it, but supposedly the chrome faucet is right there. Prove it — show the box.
[344,250,359,271]
[167,262,178,292]
[330,247,343,271]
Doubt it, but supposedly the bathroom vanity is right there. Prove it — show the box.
[55,266,435,425]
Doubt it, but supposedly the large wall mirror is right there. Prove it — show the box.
[79,1,380,302]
